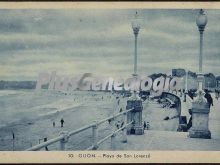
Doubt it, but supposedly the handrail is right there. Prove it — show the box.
[99,121,132,147]
[86,121,133,150]
[26,108,134,151]
[97,108,133,126]
[26,135,64,151]
[69,123,94,136]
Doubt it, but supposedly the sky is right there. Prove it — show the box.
[0,9,220,81]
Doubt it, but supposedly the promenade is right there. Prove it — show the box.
[109,94,220,150]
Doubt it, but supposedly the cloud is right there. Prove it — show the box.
[0,9,220,80]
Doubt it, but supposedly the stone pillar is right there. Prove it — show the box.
[126,99,144,135]
[189,101,211,139]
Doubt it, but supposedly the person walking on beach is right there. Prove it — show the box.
[12,131,15,151]
[44,138,49,151]
[60,118,64,127]
[12,131,15,140]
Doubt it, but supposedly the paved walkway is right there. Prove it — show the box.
[120,130,220,150]
[117,94,220,150]
[142,100,179,131]
[209,94,220,139]
[180,93,220,139]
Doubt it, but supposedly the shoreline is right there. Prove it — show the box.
[0,91,116,151]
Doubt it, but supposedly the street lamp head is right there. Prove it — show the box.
[196,9,208,31]
[131,11,141,35]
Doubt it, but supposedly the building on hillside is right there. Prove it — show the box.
[203,73,216,91]
[172,69,186,77]
[216,76,220,90]
[186,71,198,91]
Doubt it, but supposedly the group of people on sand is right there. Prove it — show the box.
[52,118,65,128]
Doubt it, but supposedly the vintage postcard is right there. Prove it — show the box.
[0,2,220,163]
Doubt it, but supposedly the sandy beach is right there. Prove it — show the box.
[0,89,180,151]
[0,90,127,151]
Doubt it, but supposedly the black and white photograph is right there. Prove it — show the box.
[0,3,220,163]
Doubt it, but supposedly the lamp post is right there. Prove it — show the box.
[126,11,144,135]
[130,11,142,99]
[132,11,141,76]
[189,9,211,139]
[196,9,207,100]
